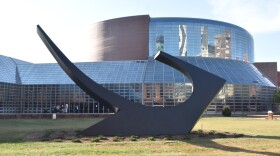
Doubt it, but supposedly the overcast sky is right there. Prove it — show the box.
[0,0,279,69]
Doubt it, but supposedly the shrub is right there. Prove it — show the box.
[147,137,155,141]
[72,139,82,143]
[91,138,100,142]
[197,129,204,137]
[129,135,138,141]
[129,137,137,141]
[97,135,107,140]
[233,133,244,138]
[112,136,123,142]
[197,129,204,134]
[208,130,216,135]
[197,129,203,134]
[222,107,232,117]
[217,133,227,138]
[163,135,172,140]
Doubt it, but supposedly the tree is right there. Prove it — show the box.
[272,90,280,113]
[222,105,231,117]
[273,90,280,104]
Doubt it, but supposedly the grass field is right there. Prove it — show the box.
[0,117,279,155]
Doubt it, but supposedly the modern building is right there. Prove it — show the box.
[0,15,277,115]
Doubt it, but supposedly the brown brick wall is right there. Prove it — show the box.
[253,62,278,86]
[89,15,150,61]
[277,72,280,87]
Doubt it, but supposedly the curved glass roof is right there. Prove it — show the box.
[5,56,272,87]
[143,57,274,87]
[0,55,31,83]
[0,55,275,87]
[17,61,146,84]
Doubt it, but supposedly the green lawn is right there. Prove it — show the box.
[0,117,279,155]
[193,117,280,136]
[0,118,103,142]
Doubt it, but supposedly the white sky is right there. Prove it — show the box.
[0,0,279,69]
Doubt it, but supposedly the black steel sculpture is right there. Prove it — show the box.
[37,25,226,136]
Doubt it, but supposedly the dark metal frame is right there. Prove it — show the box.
[37,25,226,136]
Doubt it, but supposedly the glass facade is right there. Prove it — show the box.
[0,54,276,114]
[0,16,276,115]
[149,18,254,63]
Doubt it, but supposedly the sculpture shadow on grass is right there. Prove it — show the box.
[183,135,280,156]
[37,25,226,136]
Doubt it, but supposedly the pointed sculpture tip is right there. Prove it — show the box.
[37,25,45,35]
[37,25,42,30]
[37,25,40,31]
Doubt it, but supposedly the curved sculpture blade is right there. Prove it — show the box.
[37,25,226,136]
[37,25,130,113]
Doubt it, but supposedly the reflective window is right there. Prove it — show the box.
[149,18,254,63]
